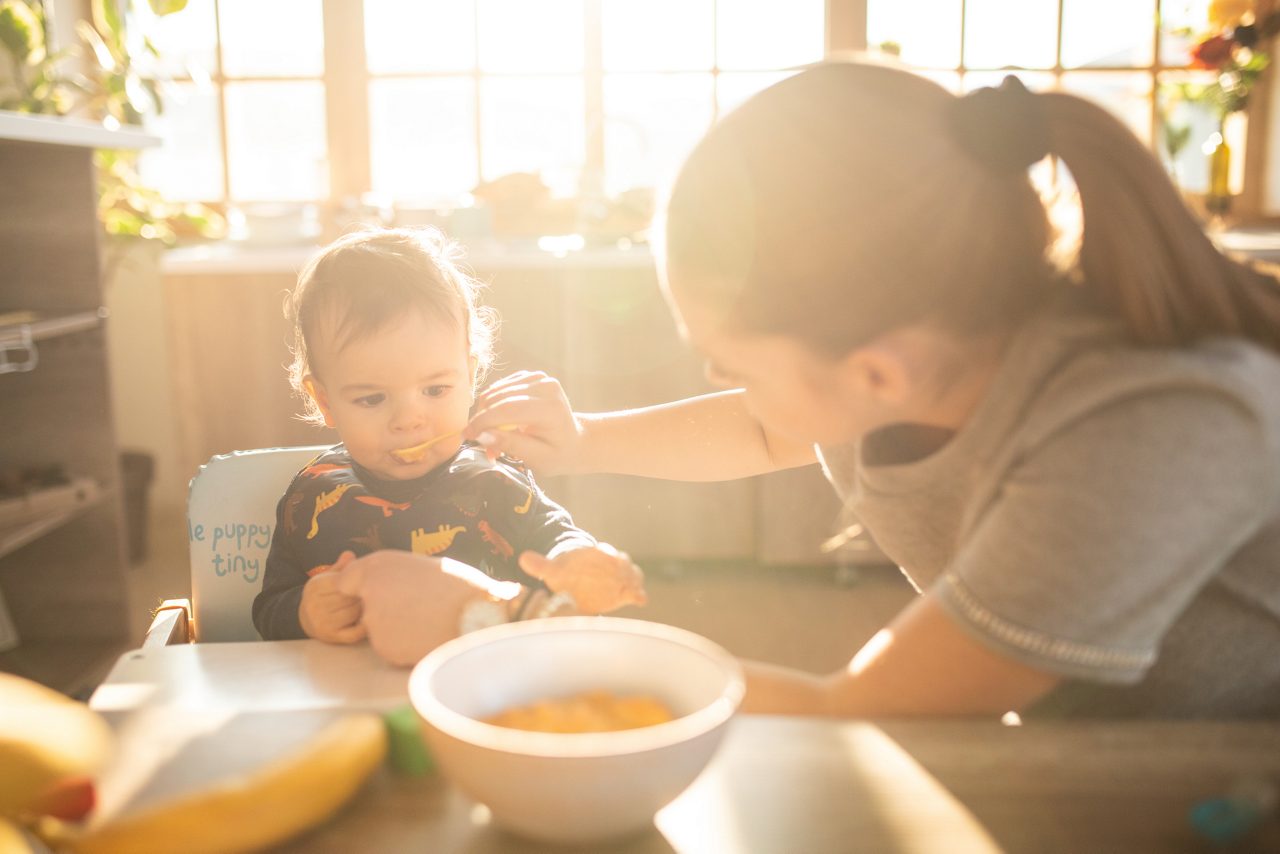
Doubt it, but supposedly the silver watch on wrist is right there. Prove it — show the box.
[458,595,509,634]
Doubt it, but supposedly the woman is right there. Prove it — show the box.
[359,62,1280,718]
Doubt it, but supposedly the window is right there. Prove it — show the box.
[135,1,1261,220]
[866,0,1245,201]
[138,0,825,211]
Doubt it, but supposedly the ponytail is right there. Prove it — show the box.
[1043,92,1280,350]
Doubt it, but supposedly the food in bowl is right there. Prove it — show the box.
[409,617,744,845]
[482,690,675,732]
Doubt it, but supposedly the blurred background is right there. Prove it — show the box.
[4,0,1279,693]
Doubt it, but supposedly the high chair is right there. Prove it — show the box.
[144,446,328,646]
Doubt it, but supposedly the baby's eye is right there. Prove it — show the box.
[425,385,451,398]
[353,393,385,407]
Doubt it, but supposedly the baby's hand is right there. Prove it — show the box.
[518,544,647,615]
[299,550,366,644]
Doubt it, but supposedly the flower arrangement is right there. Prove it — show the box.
[1188,0,1280,119]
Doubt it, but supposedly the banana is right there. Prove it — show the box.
[0,817,35,854]
[0,675,112,818]
[45,713,387,854]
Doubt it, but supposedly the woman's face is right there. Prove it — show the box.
[663,272,891,447]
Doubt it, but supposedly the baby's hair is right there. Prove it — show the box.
[663,61,1280,355]
[284,227,498,424]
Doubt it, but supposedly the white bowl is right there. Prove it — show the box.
[408,616,745,844]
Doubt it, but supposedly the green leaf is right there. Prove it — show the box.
[0,0,44,62]
[92,0,125,46]
[148,0,189,15]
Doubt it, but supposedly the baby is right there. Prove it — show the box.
[252,227,645,643]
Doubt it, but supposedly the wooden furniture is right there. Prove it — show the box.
[90,639,1280,852]
[0,112,158,696]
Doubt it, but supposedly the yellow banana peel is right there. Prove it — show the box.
[43,713,387,854]
[0,675,112,819]
[0,817,35,854]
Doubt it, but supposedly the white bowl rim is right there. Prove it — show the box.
[409,616,746,758]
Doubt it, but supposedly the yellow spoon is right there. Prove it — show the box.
[391,423,518,463]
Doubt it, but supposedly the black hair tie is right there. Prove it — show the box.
[949,75,1050,174]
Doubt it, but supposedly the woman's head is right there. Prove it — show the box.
[661,60,1280,443]
[662,63,1054,358]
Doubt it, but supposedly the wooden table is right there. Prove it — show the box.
[90,640,1280,853]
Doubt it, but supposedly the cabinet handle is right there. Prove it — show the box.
[0,325,37,374]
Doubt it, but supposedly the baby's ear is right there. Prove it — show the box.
[305,376,336,428]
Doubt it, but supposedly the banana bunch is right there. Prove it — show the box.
[1,673,389,854]
[1,673,112,849]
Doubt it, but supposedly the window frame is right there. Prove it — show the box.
[140,0,1278,223]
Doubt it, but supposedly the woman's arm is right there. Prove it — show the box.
[742,593,1061,717]
[467,371,816,480]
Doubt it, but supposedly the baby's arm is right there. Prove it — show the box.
[253,486,364,642]
[518,544,646,614]
[474,461,647,613]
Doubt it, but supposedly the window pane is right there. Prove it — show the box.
[961,70,1055,93]
[219,0,324,77]
[603,73,714,195]
[603,0,714,71]
[224,82,327,200]
[965,0,1059,69]
[717,0,824,70]
[1161,0,1212,67]
[716,71,797,115]
[139,82,223,201]
[1062,0,1156,68]
[1059,72,1154,144]
[915,70,963,94]
[369,79,478,203]
[132,0,217,79]
[1158,70,1225,193]
[366,0,476,74]
[478,0,583,72]
[480,77,584,196]
[867,0,962,68]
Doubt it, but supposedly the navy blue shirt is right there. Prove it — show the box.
[252,443,594,640]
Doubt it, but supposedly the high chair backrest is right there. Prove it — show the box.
[188,446,328,642]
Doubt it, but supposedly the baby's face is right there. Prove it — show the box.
[310,312,475,480]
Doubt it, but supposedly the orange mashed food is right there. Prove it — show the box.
[482,690,676,733]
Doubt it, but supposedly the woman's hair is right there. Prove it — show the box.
[285,227,497,424]
[663,61,1280,355]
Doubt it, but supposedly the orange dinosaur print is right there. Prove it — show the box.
[300,463,349,478]
[355,495,412,517]
[412,524,467,556]
[513,488,533,515]
[477,519,514,560]
[307,483,355,539]
[281,490,307,537]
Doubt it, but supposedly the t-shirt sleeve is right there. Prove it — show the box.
[482,463,596,569]
[252,491,309,640]
[933,387,1272,683]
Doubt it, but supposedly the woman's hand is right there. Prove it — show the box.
[518,544,647,615]
[298,550,366,644]
[465,370,585,474]
[336,550,520,666]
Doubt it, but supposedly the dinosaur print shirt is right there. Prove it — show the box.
[252,443,595,640]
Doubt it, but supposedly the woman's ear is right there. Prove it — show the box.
[841,342,913,408]
[304,376,336,428]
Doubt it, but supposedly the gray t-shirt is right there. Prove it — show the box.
[819,292,1280,718]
